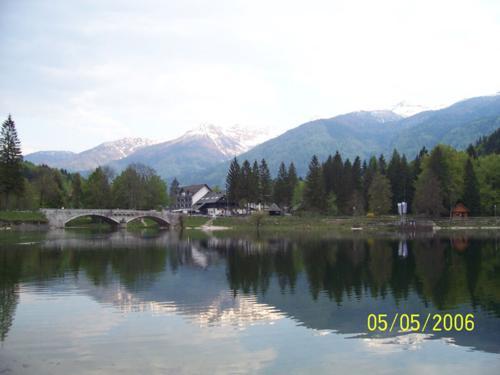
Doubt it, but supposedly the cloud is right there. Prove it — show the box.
[1,0,500,151]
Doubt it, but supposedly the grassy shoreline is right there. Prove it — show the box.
[1,210,499,232]
[182,214,500,232]
[0,210,48,225]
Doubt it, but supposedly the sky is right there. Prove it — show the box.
[1,0,500,154]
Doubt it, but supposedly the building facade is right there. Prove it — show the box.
[171,184,211,212]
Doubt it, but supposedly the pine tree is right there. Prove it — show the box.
[0,115,24,207]
[368,172,392,215]
[226,158,241,206]
[259,159,272,205]
[286,162,298,206]
[352,156,362,192]
[169,178,180,207]
[240,160,252,206]
[273,162,289,207]
[339,159,353,214]
[362,156,378,212]
[387,149,403,212]
[304,155,325,211]
[378,154,387,175]
[463,158,481,215]
[251,160,261,204]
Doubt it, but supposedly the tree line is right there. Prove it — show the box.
[227,137,499,216]
[0,116,169,210]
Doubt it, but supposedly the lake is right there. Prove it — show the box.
[1,229,500,374]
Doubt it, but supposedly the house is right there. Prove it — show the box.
[267,203,282,216]
[192,191,235,216]
[452,202,470,218]
[171,184,211,212]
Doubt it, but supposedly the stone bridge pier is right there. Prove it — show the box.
[40,209,180,229]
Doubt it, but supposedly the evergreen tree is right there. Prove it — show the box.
[362,156,378,212]
[428,146,450,193]
[339,159,353,213]
[251,160,261,204]
[226,158,241,206]
[273,162,289,207]
[304,155,325,211]
[352,156,362,192]
[466,144,477,159]
[463,158,481,215]
[286,162,298,206]
[0,115,24,207]
[240,160,252,206]
[387,149,405,212]
[378,154,387,175]
[368,172,392,215]
[169,178,180,207]
[259,159,272,205]
[323,155,334,194]
[331,151,343,197]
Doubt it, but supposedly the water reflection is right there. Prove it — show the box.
[1,230,500,357]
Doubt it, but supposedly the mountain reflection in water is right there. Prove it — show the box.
[1,229,500,365]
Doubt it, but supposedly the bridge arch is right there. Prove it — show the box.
[126,215,170,227]
[64,214,121,227]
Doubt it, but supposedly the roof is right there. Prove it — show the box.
[193,192,226,208]
[268,203,282,212]
[452,202,470,212]
[180,184,211,195]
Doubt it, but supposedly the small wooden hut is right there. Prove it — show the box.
[268,203,282,216]
[452,202,470,218]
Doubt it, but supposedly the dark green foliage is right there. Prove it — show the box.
[259,159,272,205]
[427,146,452,208]
[475,127,500,155]
[368,172,392,215]
[251,161,260,204]
[226,158,241,205]
[33,166,65,208]
[240,160,252,207]
[273,162,289,207]
[414,170,446,217]
[362,156,378,212]
[463,159,481,215]
[169,178,180,207]
[70,173,84,208]
[84,167,112,208]
[304,155,325,211]
[387,150,411,212]
[0,115,24,207]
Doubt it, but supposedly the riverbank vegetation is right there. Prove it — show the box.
[226,128,500,217]
[0,116,169,211]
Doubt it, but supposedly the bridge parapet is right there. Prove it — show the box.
[40,209,180,228]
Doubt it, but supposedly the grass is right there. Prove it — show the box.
[182,215,211,228]
[0,210,47,224]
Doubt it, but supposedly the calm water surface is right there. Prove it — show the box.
[1,229,500,374]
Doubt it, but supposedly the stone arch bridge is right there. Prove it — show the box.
[40,209,180,228]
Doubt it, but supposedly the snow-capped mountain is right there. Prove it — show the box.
[176,124,272,158]
[26,137,159,172]
[390,101,433,117]
[108,124,273,180]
